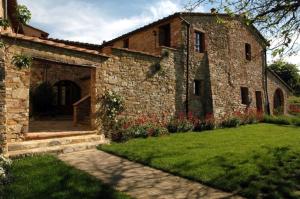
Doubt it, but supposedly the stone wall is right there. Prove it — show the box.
[267,71,292,115]
[179,21,213,118]
[95,47,180,132]
[4,52,30,143]
[0,51,6,153]
[183,15,267,119]
[101,17,182,55]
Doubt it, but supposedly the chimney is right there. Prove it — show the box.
[210,8,217,14]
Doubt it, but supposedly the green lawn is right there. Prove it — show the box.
[2,155,130,199]
[101,124,300,199]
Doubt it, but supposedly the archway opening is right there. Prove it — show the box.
[273,88,284,115]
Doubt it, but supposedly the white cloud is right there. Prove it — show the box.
[19,0,187,44]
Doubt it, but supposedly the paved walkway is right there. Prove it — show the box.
[59,149,242,199]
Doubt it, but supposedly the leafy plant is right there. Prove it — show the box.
[263,115,291,125]
[16,5,31,24]
[291,117,300,126]
[221,117,241,128]
[102,90,125,121]
[11,54,32,69]
[167,114,195,133]
[273,106,284,115]
[161,50,169,58]
[0,155,12,187]
[0,18,9,29]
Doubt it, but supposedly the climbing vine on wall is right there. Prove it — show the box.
[102,90,125,121]
[148,50,170,77]
[11,54,32,69]
[11,5,32,69]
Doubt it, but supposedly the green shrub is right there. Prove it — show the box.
[167,119,178,133]
[178,119,194,132]
[291,117,300,126]
[0,155,12,188]
[167,118,193,133]
[289,96,300,105]
[221,117,241,128]
[263,115,291,125]
[112,123,168,142]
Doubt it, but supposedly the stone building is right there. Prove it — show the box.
[0,0,293,156]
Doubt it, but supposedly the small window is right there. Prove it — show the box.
[159,24,171,47]
[245,43,251,60]
[195,31,205,53]
[194,80,204,96]
[123,38,129,48]
[241,87,249,105]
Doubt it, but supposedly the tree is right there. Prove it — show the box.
[268,60,300,94]
[185,0,300,57]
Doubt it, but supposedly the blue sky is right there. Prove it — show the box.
[18,0,299,66]
[18,0,205,44]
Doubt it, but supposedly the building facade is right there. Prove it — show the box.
[0,0,293,155]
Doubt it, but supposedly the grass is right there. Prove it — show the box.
[2,155,130,199]
[101,124,300,199]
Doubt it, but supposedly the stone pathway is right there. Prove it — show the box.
[59,149,243,199]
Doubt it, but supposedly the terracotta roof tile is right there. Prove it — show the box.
[0,31,110,58]
[112,47,161,58]
[100,12,268,48]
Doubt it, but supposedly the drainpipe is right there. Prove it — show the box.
[180,17,191,116]
[4,0,8,19]
[264,48,270,115]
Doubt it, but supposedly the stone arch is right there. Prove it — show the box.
[53,80,81,115]
[273,88,284,115]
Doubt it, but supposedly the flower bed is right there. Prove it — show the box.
[111,108,266,142]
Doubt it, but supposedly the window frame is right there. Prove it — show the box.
[158,24,171,47]
[195,31,205,53]
[241,87,249,105]
[245,43,251,61]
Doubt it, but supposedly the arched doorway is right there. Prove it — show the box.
[53,80,81,115]
[273,88,284,115]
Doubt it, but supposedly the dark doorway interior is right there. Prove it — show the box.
[255,91,263,113]
[53,80,81,115]
[273,88,284,115]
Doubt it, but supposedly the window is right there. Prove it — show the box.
[159,24,171,47]
[194,80,204,96]
[241,87,249,105]
[195,31,205,53]
[245,43,251,60]
[123,38,129,48]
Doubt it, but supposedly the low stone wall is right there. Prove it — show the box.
[95,47,179,132]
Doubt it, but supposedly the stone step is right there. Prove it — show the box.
[25,130,97,140]
[8,140,106,158]
[8,134,105,152]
